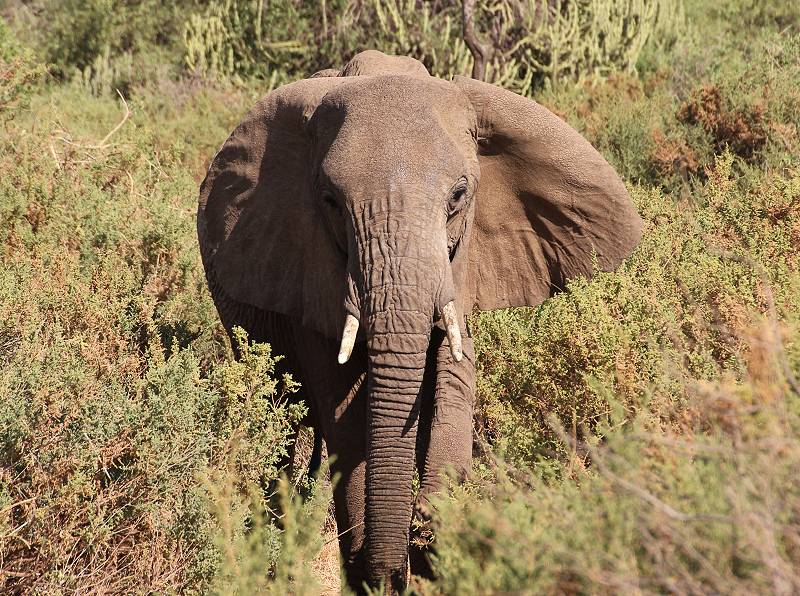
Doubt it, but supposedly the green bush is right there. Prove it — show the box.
[182,0,307,85]
[178,0,685,91]
[472,152,800,466]
[687,0,800,33]
[432,330,800,593]
[531,30,800,191]
[180,0,473,84]
[0,20,46,119]
[0,81,321,592]
[16,0,202,92]
[469,0,684,94]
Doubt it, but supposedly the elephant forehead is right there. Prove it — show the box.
[314,76,475,184]
[315,75,473,135]
[321,123,467,194]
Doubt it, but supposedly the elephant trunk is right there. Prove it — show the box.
[364,301,430,590]
[352,213,450,591]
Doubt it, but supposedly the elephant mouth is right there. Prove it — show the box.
[336,296,462,365]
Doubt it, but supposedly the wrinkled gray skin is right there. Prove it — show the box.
[198,50,642,593]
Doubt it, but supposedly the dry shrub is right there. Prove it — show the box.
[678,84,769,160]
[0,77,319,593]
[650,127,700,178]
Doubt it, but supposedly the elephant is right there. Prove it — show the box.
[197,50,642,593]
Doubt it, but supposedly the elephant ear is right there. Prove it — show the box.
[198,77,347,339]
[453,76,643,311]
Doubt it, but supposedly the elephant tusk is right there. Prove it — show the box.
[442,301,463,362]
[338,313,359,364]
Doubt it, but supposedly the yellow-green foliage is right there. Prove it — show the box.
[1,1,799,593]
[532,29,800,190]
[470,25,800,466]
[178,0,684,90]
[0,20,47,118]
[473,153,800,465]
[691,0,800,32]
[0,77,311,591]
[183,0,307,86]
[22,0,201,89]
[472,0,684,94]
[181,0,475,84]
[360,0,473,79]
[20,0,686,93]
[207,464,331,594]
[432,327,800,593]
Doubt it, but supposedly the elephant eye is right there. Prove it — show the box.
[447,181,468,216]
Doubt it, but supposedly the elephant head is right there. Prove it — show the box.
[198,50,642,589]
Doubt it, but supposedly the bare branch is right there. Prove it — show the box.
[54,89,130,151]
[462,0,492,81]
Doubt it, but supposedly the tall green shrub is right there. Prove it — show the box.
[183,0,308,84]
[180,0,473,83]
[179,0,685,91]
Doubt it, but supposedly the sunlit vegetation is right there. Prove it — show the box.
[1,1,798,592]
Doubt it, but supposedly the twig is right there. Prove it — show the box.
[55,89,130,151]
[323,521,364,546]
[95,89,130,147]
[462,0,493,80]
[48,140,61,170]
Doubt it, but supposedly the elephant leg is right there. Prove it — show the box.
[323,388,368,593]
[287,327,370,593]
[418,327,476,495]
[410,338,439,579]
[410,327,476,578]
